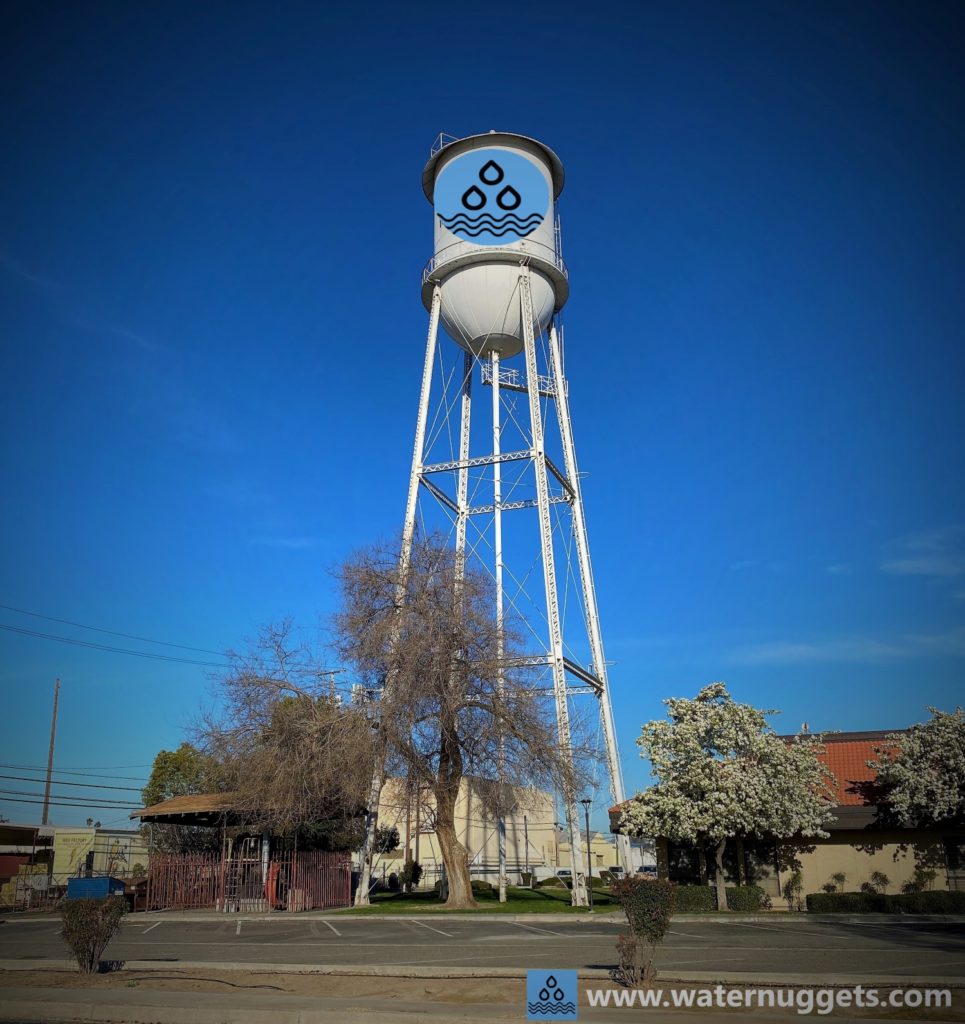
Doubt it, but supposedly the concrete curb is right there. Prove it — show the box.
[0,911,625,924]
[2,958,963,987]
[5,911,964,925]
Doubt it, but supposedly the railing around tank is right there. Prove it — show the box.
[430,132,461,157]
[422,240,568,286]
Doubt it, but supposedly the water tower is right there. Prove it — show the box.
[361,132,629,908]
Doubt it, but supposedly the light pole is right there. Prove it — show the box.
[580,798,593,911]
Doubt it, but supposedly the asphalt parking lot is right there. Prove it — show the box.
[2,916,964,979]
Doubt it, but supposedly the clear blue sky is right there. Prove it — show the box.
[1,1,963,830]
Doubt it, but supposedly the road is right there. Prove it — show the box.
[2,916,964,979]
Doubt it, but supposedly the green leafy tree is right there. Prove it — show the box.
[142,742,213,807]
[620,683,836,911]
[141,742,221,853]
[374,825,400,853]
[868,708,965,826]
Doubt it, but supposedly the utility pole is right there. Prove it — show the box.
[524,815,529,875]
[42,678,60,826]
[580,798,594,911]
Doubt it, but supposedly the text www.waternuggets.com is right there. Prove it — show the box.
[585,984,952,1015]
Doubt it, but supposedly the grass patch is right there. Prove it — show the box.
[339,885,618,914]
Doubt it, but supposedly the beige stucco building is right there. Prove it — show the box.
[369,778,559,886]
[556,831,619,874]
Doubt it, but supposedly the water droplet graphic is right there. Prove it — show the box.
[478,159,504,185]
[555,988,564,1000]
[496,185,521,210]
[461,185,486,210]
[545,976,557,989]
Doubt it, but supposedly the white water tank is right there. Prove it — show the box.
[421,132,569,359]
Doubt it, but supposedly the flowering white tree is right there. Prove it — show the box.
[620,683,837,911]
[867,708,965,826]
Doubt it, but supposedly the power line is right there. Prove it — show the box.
[0,622,364,694]
[0,623,230,667]
[0,773,143,793]
[0,796,140,812]
[0,788,139,807]
[0,604,228,657]
[0,764,148,782]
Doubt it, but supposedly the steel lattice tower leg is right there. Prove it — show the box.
[547,321,632,871]
[520,267,588,908]
[354,285,442,907]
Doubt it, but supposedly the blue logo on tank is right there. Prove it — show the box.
[435,148,550,247]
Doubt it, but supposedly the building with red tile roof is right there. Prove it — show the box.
[611,729,965,901]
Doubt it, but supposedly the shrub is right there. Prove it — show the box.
[831,871,847,892]
[864,871,890,894]
[821,882,837,893]
[520,871,534,887]
[387,872,400,892]
[614,933,646,987]
[130,863,147,879]
[611,878,673,987]
[805,890,965,914]
[470,880,494,894]
[782,868,804,911]
[725,885,767,912]
[672,885,716,912]
[902,867,938,895]
[400,858,423,892]
[895,890,965,913]
[612,878,674,943]
[60,896,127,974]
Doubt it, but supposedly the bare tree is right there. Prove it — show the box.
[334,534,585,909]
[199,620,375,843]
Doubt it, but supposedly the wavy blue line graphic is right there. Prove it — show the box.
[440,221,541,230]
[440,210,541,221]
[525,1002,577,1014]
[443,224,541,238]
[440,210,544,223]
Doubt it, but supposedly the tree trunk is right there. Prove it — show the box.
[433,696,476,909]
[435,818,474,908]
[713,838,729,912]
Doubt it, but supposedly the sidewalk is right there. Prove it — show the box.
[0,984,517,1023]
[1,980,960,1024]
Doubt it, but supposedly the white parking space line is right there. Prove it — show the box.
[512,921,566,937]
[405,918,453,938]
[320,919,341,936]
[142,922,162,934]
[235,922,242,935]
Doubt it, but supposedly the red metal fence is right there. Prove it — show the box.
[146,850,351,913]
